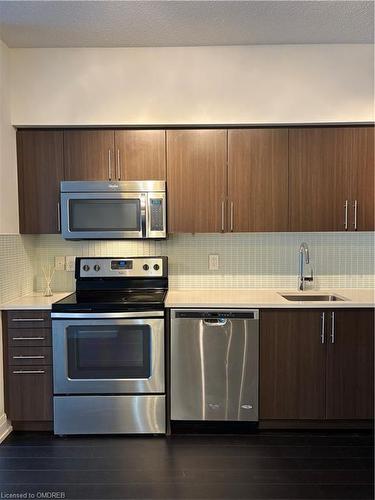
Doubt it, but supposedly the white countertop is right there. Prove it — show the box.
[0,292,72,310]
[1,289,374,311]
[165,288,375,308]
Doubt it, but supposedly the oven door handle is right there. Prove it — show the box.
[51,311,164,319]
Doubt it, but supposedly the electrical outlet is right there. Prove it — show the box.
[65,256,76,272]
[54,256,65,271]
[208,254,219,271]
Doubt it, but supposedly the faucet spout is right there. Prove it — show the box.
[298,242,313,291]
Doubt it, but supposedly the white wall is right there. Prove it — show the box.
[10,44,374,126]
[0,40,18,234]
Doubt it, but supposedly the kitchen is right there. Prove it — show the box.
[0,1,373,499]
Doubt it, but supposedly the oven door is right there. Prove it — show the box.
[60,192,146,239]
[52,315,164,394]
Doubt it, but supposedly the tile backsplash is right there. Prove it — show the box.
[28,232,375,292]
[0,232,373,301]
[0,235,34,303]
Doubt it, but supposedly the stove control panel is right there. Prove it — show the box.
[77,257,167,278]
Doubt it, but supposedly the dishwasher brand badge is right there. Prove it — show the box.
[241,404,253,410]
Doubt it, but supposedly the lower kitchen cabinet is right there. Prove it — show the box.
[8,365,53,422]
[260,310,326,420]
[2,310,53,430]
[325,309,374,419]
[260,309,374,422]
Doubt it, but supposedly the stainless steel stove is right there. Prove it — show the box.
[51,257,168,435]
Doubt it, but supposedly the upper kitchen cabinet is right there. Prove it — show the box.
[17,130,64,234]
[228,129,289,232]
[64,130,115,181]
[289,127,374,232]
[167,130,227,233]
[114,130,166,180]
[350,127,374,231]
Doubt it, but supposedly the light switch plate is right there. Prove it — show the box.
[54,256,65,271]
[65,256,76,272]
[208,254,219,271]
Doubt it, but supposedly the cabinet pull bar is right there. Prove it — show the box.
[108,149,112,180]
[320,312,325,344]
[12,337,45,341]
[12,355,45,359]
[12,318,45,322]
[353,200,358,230]
[230,202,234,232]
[117,149,121,180]
[57,201,61,232]
[330,312,335,344]
[12,370,45,374]
[344,200,348,230]
[221,201,225,232]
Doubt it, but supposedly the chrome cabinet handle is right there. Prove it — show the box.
[12,370,45,375]
[344,200,348,230]
[230,202,234,232]
[108,149,112,180]
[320,312,325,344]
[330,312,335,344]
[12,337,45,341]
[117,149,121,180]
[353,200,358,230]
[12,355,45,360]
[57,201,61,232]
[12,318,45,322]
[221,201,225,232]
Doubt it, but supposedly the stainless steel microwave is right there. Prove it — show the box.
[60,180,166,239]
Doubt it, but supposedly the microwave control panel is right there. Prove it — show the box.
[149,198,164,231]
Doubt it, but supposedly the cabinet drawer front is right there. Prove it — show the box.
[7,310,51,329]
[8,365,53,421]
[9,346,52,366]
[8,328,51,347]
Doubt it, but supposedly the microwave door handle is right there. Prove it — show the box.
[141,195,147,237]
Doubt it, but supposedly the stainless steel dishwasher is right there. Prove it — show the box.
[171,309,259,421]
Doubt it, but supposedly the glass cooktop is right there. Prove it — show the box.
[52,289,167,312]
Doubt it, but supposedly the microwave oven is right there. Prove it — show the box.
[60,180,166,239]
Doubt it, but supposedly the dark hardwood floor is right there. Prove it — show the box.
[0,431,373,499]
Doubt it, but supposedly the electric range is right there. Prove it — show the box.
[51,256,168,435]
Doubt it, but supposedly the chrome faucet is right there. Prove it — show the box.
[298,242,313,291]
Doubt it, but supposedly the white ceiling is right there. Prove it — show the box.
[0,0,373,48]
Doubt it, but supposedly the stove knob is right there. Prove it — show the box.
[153,264,160,271]
[94,264,101,272]
[143,264,149,271]
[82,265,90,272]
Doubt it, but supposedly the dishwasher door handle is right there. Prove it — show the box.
[202,319,228,327]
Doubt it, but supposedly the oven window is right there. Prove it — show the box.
[66,325,151,379]
[69,199,140,232]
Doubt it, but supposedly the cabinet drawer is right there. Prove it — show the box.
[7,310,51,329]
[8,346,52,366]
[8,365,53,421]
[8,328,51,347]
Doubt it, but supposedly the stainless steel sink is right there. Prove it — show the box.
[280,294,347,302]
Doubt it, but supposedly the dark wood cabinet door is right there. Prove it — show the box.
[115,130,166,180]
[8,365,53,421]
[64,130,114,180]
[166,130,227,233]
[260,310,326,420]
[228,129,288,231]
[326,309,374,419]
[351,127,374,231]
[17,130,63,234]
[289,128,352,231]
